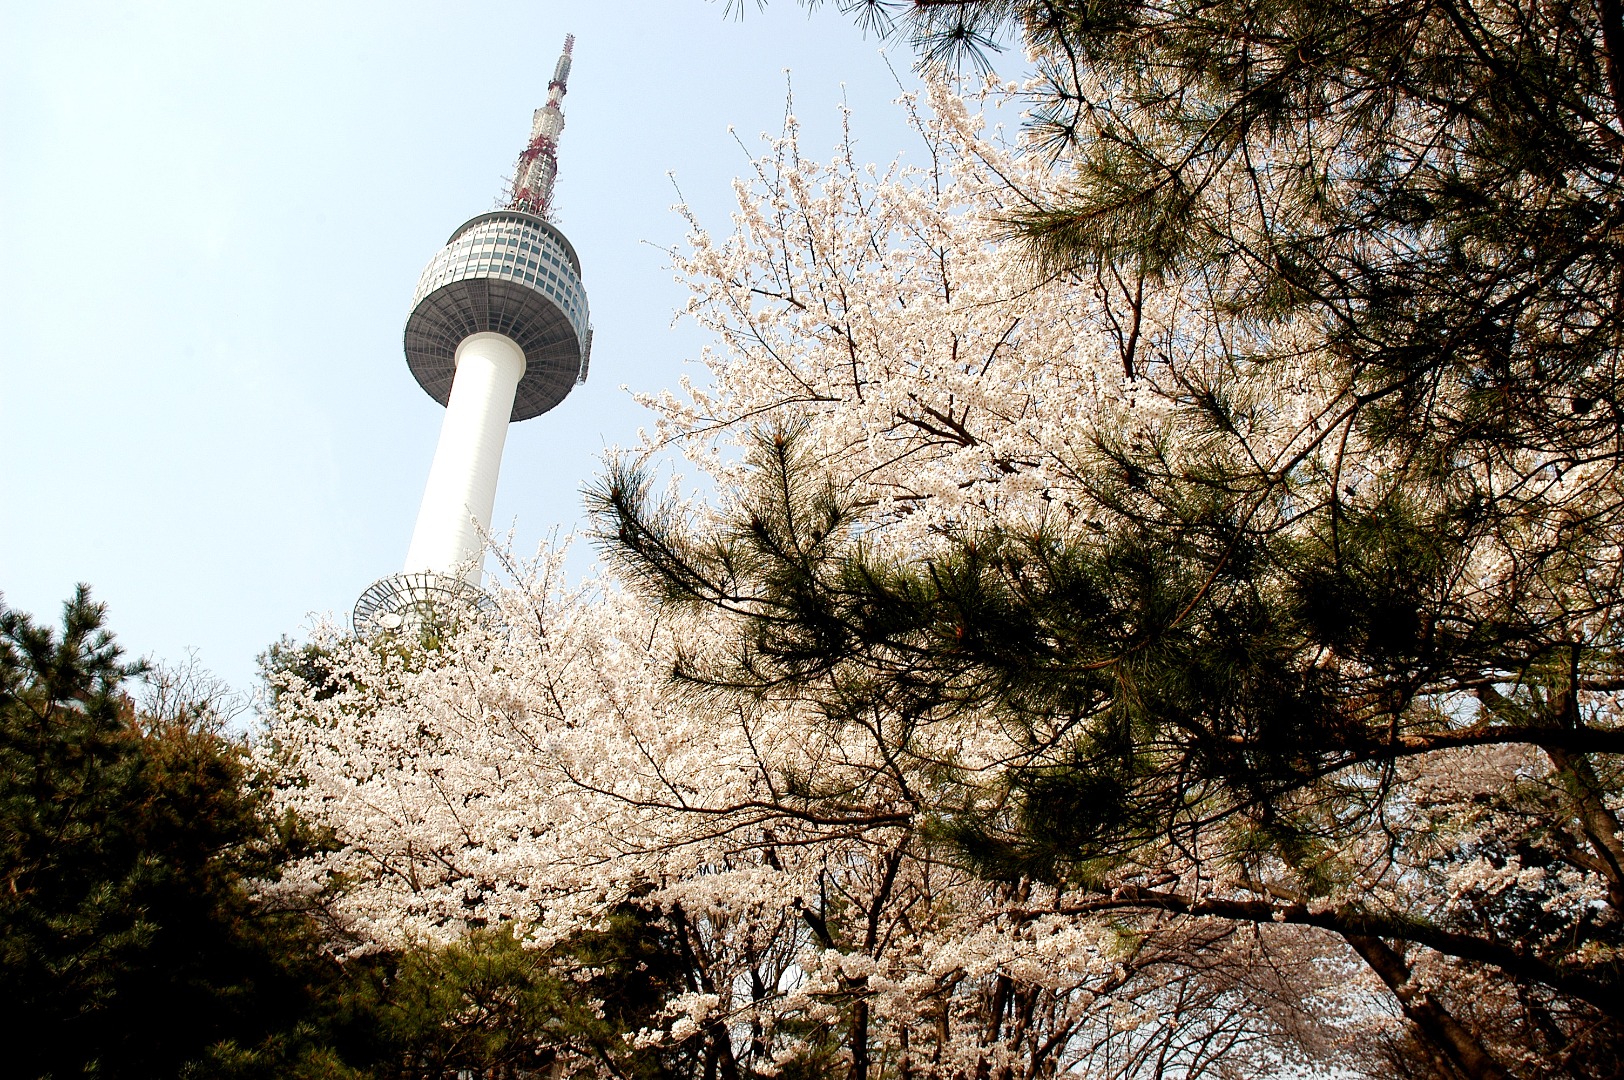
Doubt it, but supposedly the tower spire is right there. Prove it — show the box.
[509,34,574,217]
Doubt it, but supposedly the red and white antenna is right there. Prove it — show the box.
[509,34,574,217]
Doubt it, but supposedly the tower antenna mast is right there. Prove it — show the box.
[510,34,574,217]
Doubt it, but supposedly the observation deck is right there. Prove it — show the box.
[404,210,592,420]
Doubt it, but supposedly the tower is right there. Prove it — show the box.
[354,36,590,635]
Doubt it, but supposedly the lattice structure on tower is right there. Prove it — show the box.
[354,572,502,638]
[509,33,573,218]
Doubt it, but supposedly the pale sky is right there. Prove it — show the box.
[0,0,956,691]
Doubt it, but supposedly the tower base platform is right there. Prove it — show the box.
[353,571,501,639]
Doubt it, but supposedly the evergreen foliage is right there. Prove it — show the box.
[0,588,334,1078]
[277,910,695,1080]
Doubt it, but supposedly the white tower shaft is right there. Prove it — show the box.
[403,332,527,584]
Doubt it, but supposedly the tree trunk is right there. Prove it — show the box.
[850,997,870,1080]
[1343,934,1510,1080]
[1546,745,1624,912]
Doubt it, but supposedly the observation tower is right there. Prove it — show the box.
[355,35,591,635]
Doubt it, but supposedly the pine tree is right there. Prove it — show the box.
[0,588,335,1078]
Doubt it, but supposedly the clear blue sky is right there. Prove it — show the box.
[0,1,952,691]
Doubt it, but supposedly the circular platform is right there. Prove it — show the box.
[353,571,502,638]
[404,211,592,421]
